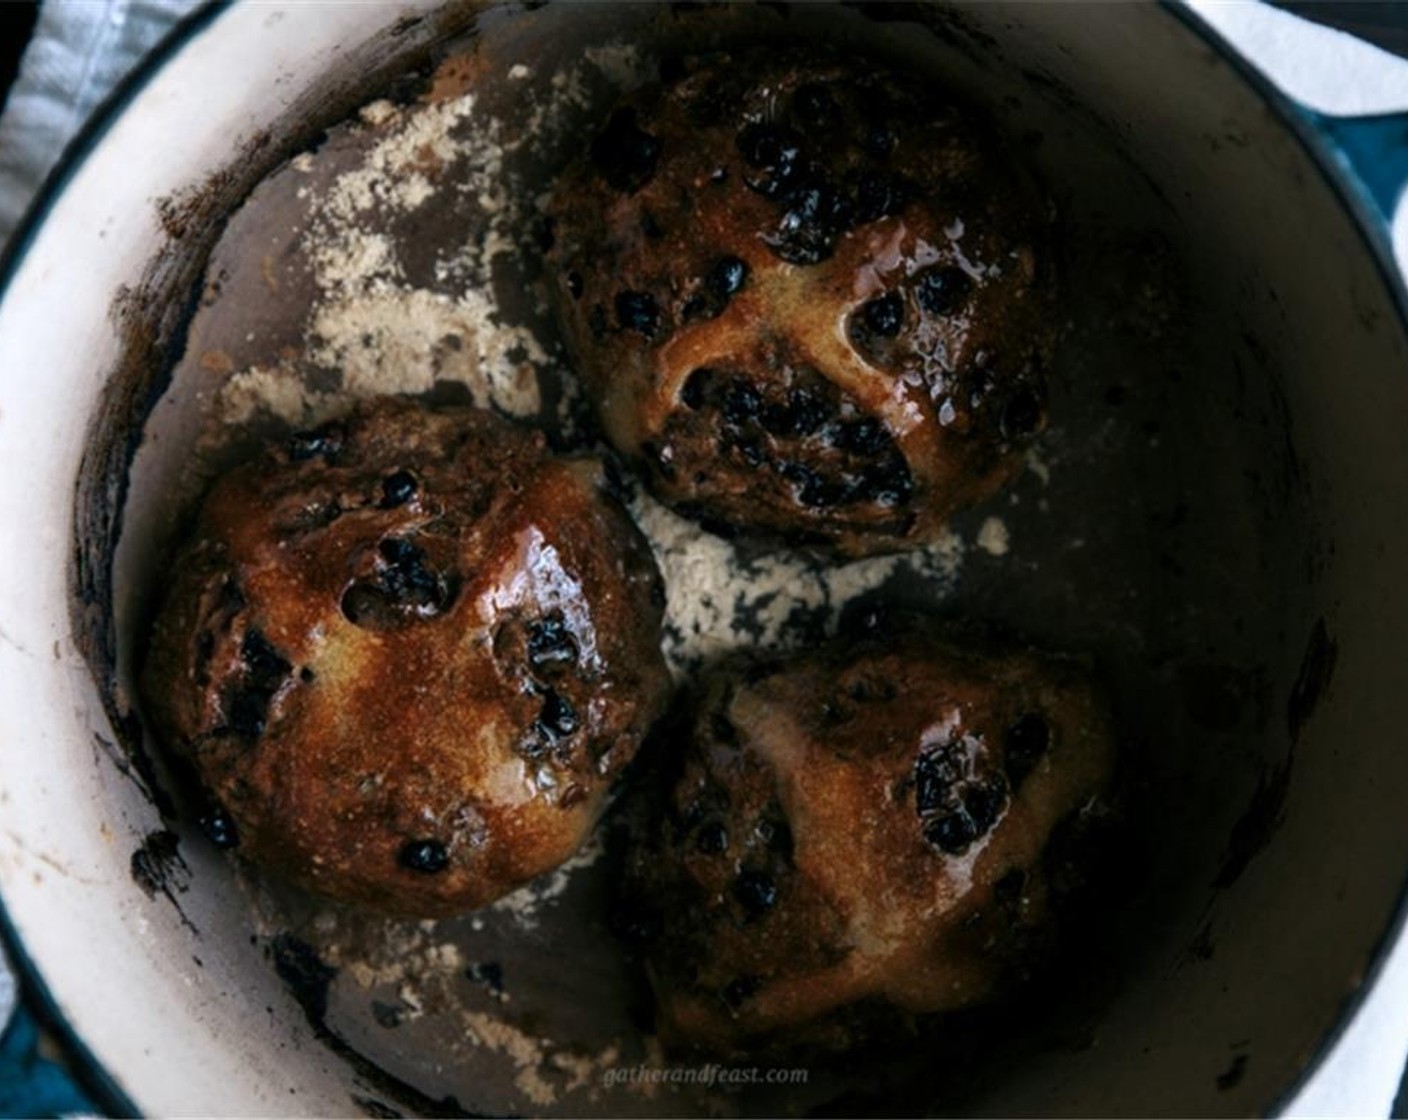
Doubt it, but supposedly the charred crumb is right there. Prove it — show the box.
[1216,1053,1248,1092]
[130,830,190,899]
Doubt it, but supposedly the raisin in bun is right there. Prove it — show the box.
[142,398,671,917]
[548,54,1056,557]
[620,623,1115,1052]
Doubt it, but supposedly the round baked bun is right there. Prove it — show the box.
[143,397,671,917]
[548,53,1056,557]
[620,622,1116,1051]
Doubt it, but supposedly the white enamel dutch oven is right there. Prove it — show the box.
[4,2,1408,1115]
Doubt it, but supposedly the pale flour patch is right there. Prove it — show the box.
[976,516,1010,557]
[631,491,965,676]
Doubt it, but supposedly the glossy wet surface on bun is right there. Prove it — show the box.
[142,398,671,917]
[549,53,1057,556]
[621,622,1116,1053]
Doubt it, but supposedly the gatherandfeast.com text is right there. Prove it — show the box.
[601,1063,810,1089]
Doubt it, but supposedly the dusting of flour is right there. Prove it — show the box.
[215,86,545,430]
[631,492,964,676]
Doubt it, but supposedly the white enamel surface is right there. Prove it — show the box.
[0,2,438,1115]
[4,1,1408,1116]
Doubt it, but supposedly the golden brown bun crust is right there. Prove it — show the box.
[548,54,1056,557]
[624,625,1115,1052]
[143,398,671,917]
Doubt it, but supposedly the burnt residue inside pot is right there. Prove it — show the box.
[77,2,1317,1116]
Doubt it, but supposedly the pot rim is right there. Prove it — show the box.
[0,2,1404,1115]
[1164,4,1408,1113]
[0,5,225,1112]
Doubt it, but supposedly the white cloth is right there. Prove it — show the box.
[0,0,197,248]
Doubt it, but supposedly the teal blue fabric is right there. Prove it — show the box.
[0,1007,96,1118]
